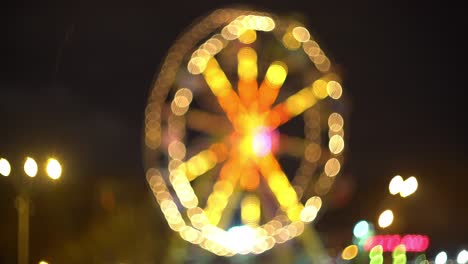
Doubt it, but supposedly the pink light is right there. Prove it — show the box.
[252,129,273,157]
[364,234,430,252]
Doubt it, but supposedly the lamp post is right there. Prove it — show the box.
[1,156,62,264]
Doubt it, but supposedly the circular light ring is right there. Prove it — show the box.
[144,8,346,255]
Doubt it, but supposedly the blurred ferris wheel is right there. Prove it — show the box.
[144,8,347,257]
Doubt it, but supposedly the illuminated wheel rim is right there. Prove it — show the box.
[144,8,346,256]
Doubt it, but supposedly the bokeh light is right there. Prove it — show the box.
[369,245,384,264]
[342,245,358,260]
[24,157,38,177]
[458,249,468,264]
[46,158,62,180]
[378,209,394,228]
[389,175,404,195]
[400,176,418,197]
[435,251,448,264]
[0,158,11,177]
[353,220,370,238]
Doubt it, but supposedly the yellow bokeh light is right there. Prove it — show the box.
[378,209,394,228]
[282,32,301,50]
[312,79,328,99]
[329,134,345,154]
[241,194,261,224]
[0,158,11,177]
[265,62,288,86]
[46,158,62,180]
[324,158,341,177]
[237,47,258,81]
[400,176,418,198]
[238,29,257,44]
[38,261,49,264]
[326,81,343,99]
[292,26,310,42]
[24,157,38,177]
[168,140,187,160]
[389,175,404,195]
[342,245,359,260]
[328,113,344,132]
[303,40,321,57]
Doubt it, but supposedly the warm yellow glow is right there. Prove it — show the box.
[328,113,344,132]
[400,176,418,198]
[303,40,321,57]
[312,79,328,99]
[342,245,359,260]
[326,81,343,99]
[24,157,38,177]
[282,32,301,50]
[238,29,257,44]
[237,47,257,81]
[324,158,341,177]
[292,26,310,42]
[389,175,404,195]
[168,140,187,160]
[265,62,287,86]
[378,209,394,228]
[329,134,345,154]
[0,158,11,177]
[241,194,261,225]
[38,261,49,264]
[203,58,233,97]
[46,158,62,180]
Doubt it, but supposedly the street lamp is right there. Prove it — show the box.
[1,155,62,264]
[0,158,11,176]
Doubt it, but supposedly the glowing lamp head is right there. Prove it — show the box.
[24,157,38,177]
[46,158,62,180]
[0,158,11,177]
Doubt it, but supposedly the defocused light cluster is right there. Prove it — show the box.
[0,156,62,180]
[364,234,429,252]
[389,175,418,197]
[144,8,345,255]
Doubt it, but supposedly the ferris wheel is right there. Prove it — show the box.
[144,8,346,256]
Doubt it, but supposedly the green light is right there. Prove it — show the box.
[353,220,369,238]
[370,245,383,264]
[393,245,407,264]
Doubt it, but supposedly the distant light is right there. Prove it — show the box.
[38,261,49,264]
[457,249,468,264]
[389,175,404,195]
[435,251,448,264]
[353,220,370,238]
[24,157,38,177]
[342,245,358,260]
[378,209,394,228]
[0,158,11,176]
[46,158,62,180]
[400,176,418,197]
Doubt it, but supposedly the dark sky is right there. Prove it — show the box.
[1,0,467,262]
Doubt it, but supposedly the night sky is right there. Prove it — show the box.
[1,0,467,262]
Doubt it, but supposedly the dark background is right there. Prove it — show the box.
[1,0,467,262]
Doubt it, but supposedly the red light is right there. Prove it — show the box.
[364,235,429,252]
